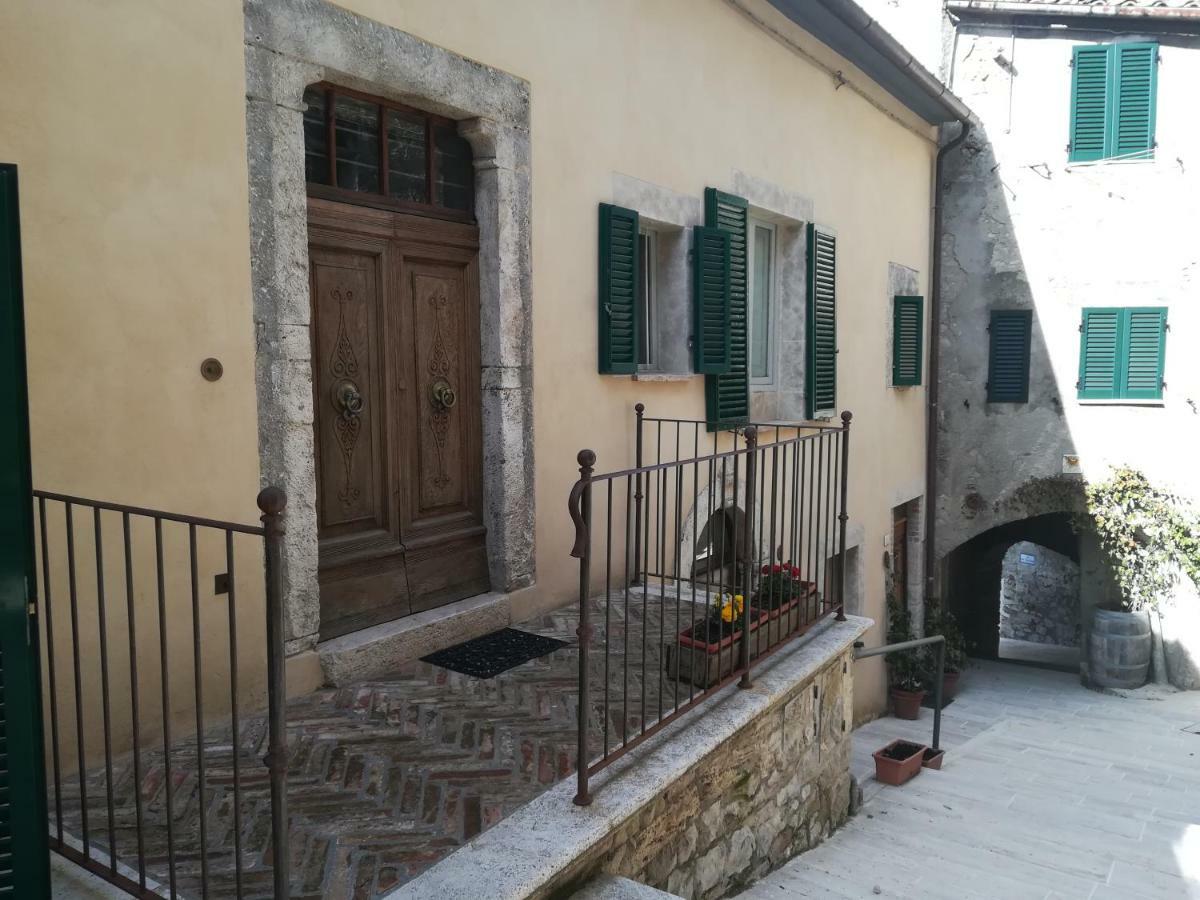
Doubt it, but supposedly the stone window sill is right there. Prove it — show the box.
[633,372,694,383]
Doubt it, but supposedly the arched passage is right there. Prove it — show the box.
[942,513,1082,670]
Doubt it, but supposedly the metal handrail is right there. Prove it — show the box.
[854,634,946,751]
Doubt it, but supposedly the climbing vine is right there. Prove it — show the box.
[1080,467,1200,612]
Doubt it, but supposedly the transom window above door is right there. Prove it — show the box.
[302,84,475,220]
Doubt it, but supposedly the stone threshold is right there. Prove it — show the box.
[384,614,872,900]
[318,590,514,685]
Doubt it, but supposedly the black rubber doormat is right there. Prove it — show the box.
[421,628,569,679]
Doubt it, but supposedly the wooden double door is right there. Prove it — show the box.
[308,199,489,639]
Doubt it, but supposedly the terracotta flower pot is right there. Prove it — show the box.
[890,687,925,720]
[921,747,945,770]
[942,670,961,701]
[872,739,926,786]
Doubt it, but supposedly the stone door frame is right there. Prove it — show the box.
[244,0,534,650]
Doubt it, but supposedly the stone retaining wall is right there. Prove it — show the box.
[549,647,855,899]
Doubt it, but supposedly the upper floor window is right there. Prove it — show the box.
[1078,307,1167,402]
[303,84,474,219]
[1069,43,1158,163]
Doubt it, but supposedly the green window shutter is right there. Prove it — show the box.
[892,295,924,387]
[1070,45,1111,162]
[692,226,732,375]
[1077,308,1120,399]
[597,203,639,374]
[805,224,837,418]
[987,310,1032,403]
[703,188,749,430]
[0,164,51,898]
[1122,307,1167,400]
[1112,43,1158,160]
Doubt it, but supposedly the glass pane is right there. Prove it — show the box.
[387,109,427,203]
[750,225,772,379]
[302,87,329,184]
[334,95,381,193]
[637,233,653,367]
[434,124,474,211]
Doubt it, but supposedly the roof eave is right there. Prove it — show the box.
[766,0,971,125]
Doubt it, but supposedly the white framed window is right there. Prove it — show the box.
[747,218,777,384]
[637,228,658,369]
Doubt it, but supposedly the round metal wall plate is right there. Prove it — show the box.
[200,358,224,382]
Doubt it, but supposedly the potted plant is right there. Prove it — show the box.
[1080,467,1200,689]
[921,747,945,770]
[751,562,818,622]
[925,600,968,701]
[872,739,926,786]
[886,590,926,719]
[664,593,768,688]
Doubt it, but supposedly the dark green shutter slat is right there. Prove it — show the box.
[597,203,640,375]
[1122,308,1166,399]
[703,189,749,430]
[987,310,1032,403]
[1070,45,1110,162]
[805,224,837,418]
[892,295,923,387]
[1078,308,1120,399]
[692,226,732,375]
[1112,43,1157,160]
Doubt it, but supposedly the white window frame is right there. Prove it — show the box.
[747,217,778,386]
[637,227,659,371]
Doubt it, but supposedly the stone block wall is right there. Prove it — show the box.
[549,648,854,900]
[999,541,1080,647]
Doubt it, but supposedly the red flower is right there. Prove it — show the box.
[761,564,772,574]
[771,564,783,574]
[789,566,802,578]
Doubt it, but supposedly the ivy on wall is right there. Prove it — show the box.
[1079,467,1200,612]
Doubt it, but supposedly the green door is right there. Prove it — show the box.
[0,164,51,897]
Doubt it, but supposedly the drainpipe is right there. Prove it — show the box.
[925,117,972,612]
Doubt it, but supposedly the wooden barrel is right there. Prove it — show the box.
[1089,609,1151,688]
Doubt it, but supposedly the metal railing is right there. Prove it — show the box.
[567,407,853,805]
[33,487,290,900]
[854,634,946,751]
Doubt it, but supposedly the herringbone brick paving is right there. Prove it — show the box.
[52,588,743,899]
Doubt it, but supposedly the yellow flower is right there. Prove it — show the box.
[734,594,745,611]
[721,602,734,623]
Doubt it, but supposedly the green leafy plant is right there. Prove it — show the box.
[925,598,968,674]
[751,562,813,611]
[886,590,926,692]
[1079,467,1200,612]
[690,592,746,644]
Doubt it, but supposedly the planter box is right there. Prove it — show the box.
[872,739,926,786]
[664,610,769,688]
[921,747,945,770]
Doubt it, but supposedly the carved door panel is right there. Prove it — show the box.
[308,200,489,638]
[396,245,490,613]
[309,230,410,639]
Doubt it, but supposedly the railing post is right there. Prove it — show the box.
[739,427,758,689]
[836,411,852,622]
[568,450,596,806]
[932,637,944,751]
[631,403,644,586]
[257,486,290,900]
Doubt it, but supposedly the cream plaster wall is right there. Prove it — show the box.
[0,3,267,765]
[4,0,940,723]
